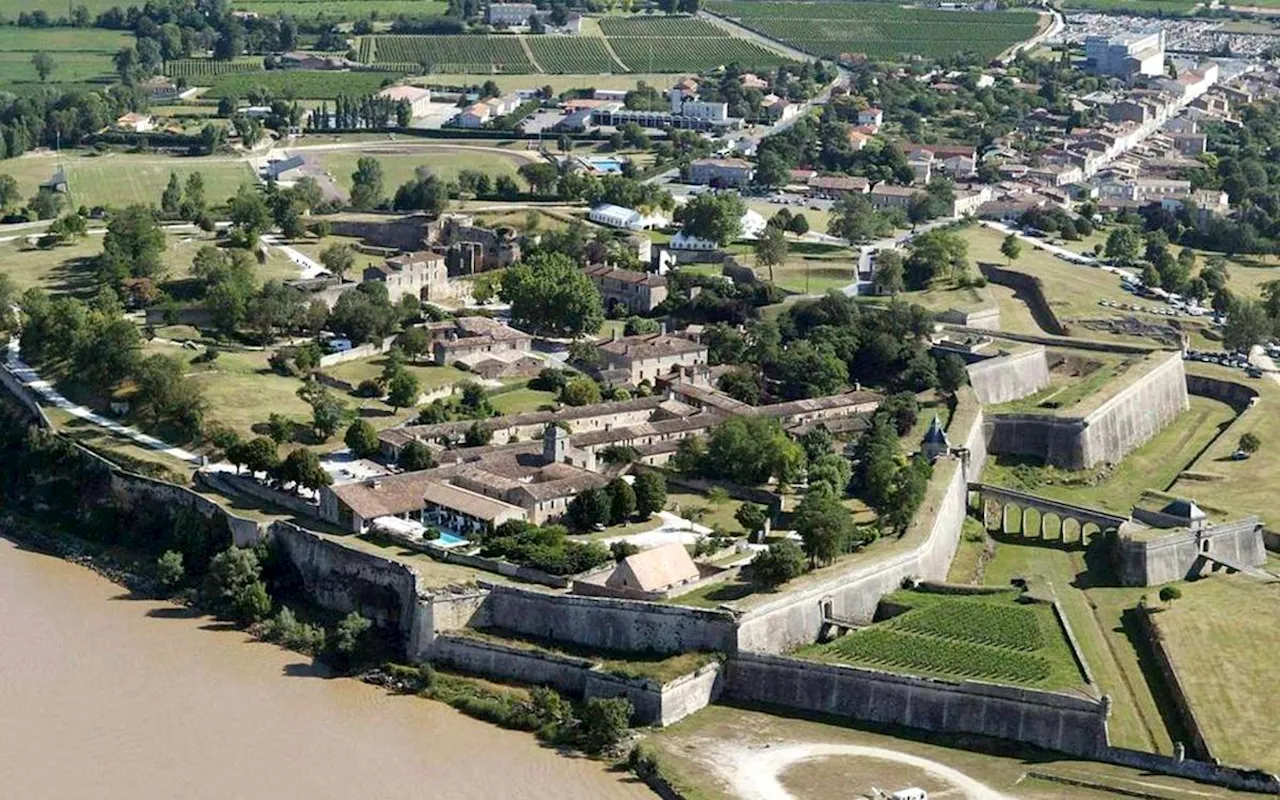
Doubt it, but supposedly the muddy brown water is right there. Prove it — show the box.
[0,537,655,800]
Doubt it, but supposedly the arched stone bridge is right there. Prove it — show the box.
[969,483,1128,547]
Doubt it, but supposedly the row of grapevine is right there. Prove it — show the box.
[362,35,534,73]
[829,627,1054,685]
[205,70,407,99]
[165,58,264,79]
[527,37,619,74]
[598,15,728,37]
[888,600,1045,651]
[609,36,792,72]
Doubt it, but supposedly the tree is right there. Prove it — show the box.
[606,478,636,525]
[234,436,279,476]
[794,487,852,568]
[155,550,185,592]
[936,352,968,395]
[787,213,810,236]
[561,376,602,406]
[160,172,183,215]
[203,547,271,624]
[633,470,666,519]
[228,184,272,241]
[1000,233,1022,265]
[1105,226,1142,267]
[97,205,166,286]
[298,382,349,440]
[332,612,373,666]
[344,419,380,458]
[386,370,420,411]
[829,193,888,244]
[392,167,449,214]
[735,502,768,539]
[0,174,19,209]
[578,696,632,754]
[751,540,805,587]
[1158,585,1182,606]
[1223,299,1270,352]
[1239,432,1261,455]
[872,250,904,296]
[31,51,55,82]
[398,441,437,471]
[499,252,604,338]
[350,156,385,209]
[753,223,788,283]
[276,447,332,492]
[680,191,746,246]
[568,487,611,531]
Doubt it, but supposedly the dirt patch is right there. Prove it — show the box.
[1046,350,1103,379]
[779,754,949,800]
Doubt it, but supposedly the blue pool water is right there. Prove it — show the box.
[588,157,624,174]
[435,531,469,548]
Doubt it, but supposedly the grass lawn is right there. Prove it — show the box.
[981,540,1175,753]
[665,489,746,534]
[2,151,256,211]
[885,281,994,315]
[0,27,130,87]
[648,705,1244,800]
[1170,363,1280,529]
[984,394,1237,517]
[317,147,530,193]
[1152,574,1280,773]
[489,386,557,414]
[325,355,471,393]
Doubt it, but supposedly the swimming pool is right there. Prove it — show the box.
[433,531,469,548]
[588,157,624,174]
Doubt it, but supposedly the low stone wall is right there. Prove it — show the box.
[197,470,318,518]
[428,633,723,726]
[733,398,988,654]
[1133,607,1213,761]
[318,335,396,368]
[331,215,428,252]
[1186,373,1259,410]
[1099,747,1280,794]
[413,544,571,589]
[724,652,1110,757]
[476,582,737,656]
[979,264,1066,335]
[967,346,1051,405]
[268,522,430,654]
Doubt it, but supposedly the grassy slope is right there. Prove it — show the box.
[1153,574,1280,773]
[0,27,130,86]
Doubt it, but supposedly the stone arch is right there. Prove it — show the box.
[1062,517,1083,546]
[1001,502,1022,535]
[1022,507,1042,540]
[1041,511,1063,543]
[1081,522,1101,546]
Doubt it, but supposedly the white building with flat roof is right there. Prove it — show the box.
[1085,31,1165,78]
[486,2,536,25]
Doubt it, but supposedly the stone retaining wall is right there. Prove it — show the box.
[966,346,1051,405]
[428,634,723,726]
[979,264,1066,335]
[723,652,1110,757]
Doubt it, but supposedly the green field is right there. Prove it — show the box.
[0,152,255,211]
[231,0,448,17]
[0,27,132,86]
[799,590,1085,689]
[165,57,265,80]
[706,1,1042,61]
[204,69,407,98]
[315,146,531,192]
[1153,574,1280,774]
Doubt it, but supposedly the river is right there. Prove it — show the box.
[0,536,655,800]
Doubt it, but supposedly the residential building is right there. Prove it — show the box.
[114,112,154,133]
[140,76,180,103]
[583,263,668,313]
[847,129,871,152]
[1161,189,1230,222]
[688,157,755,188]
[377,85,433,118]
[603,543,702,596]
[486,93,522,117]
[428,315,533,366]
[485,2,537,25]
[808,175,870,198]
[456,102,491,128]
[1084,30,1165,78]
[760,94,797,123]
[868,183,924,210]
[950,186,992,217]
[596,332,709,386]
[857,107,883,128]
[904,143,977,177]
[362,251,448,303]
[1170,131,1207,156]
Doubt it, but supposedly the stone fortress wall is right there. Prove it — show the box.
[1116,516,1265,586]
[984,351,1189,469]
[965,345,1052,405]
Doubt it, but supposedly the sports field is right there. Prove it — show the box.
[0,152,255,211]
[706,1,1043,61]
[313,145,532,192]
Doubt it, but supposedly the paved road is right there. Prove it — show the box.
[6,339,204,465]
[260,234,328,279]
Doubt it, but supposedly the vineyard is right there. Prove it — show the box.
[359,35,534,73]
[205,70,407,99]
[527,37,620,73]
[706,1,1043,61]
[608,36,792,72]
[801,593,1084,689]
[598,15,727,37]
[165,57,264,79]
[230,0,449,18]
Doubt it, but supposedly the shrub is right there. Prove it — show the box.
[155,549,185,592]
[751,540,806,587]
[578,696,633,754]
[355,378,383,398]
[610,541,640,561]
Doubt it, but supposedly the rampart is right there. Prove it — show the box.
[733,396,988,654]
[978,263,1066,335]
[1115,517,1265,586]
[723,652,1110,757]
[966,345,1051,405]
[476,582,738,656]
[427,634,722,726]
[330,215,427,252]
[985,351,1189,469]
